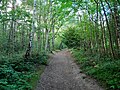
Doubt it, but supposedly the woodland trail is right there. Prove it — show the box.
[35,49,104,90]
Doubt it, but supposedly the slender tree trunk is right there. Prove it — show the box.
[100,15,105,54]
[105,0,119,57]
[37,0,42,53]
[10,0,16,54]
[100,0,115,58]
[42,29,45,50]
[45,28,49,52]
[25,0,36,58]
[21,23,25,50]
[37,19,41,53]
[52,24,55,51]
[50,0,55,51]
[94,0,100,53]
[114,0,120,50]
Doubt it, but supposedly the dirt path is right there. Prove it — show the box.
[35,49,104,90]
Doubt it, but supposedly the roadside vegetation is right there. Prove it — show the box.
[0,0,119,90]
[0,52,48,90]
[62,1,120,89]
[63,27,120,90]
[71,49,120,90]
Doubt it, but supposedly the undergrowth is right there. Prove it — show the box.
[0,52,48,90]
[29,65,45,90]
[71,49,120,90]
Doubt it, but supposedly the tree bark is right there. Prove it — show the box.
[100,0,115,58]
[25,0,36,58]
[105,0,119,57]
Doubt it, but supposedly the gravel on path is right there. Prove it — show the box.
[35,49,104,90]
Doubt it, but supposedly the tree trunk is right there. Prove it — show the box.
[105,0,119,57]
[45,28,49,52]
[100,0,115,58]
[25,0,36,58]
[100,15,106,54]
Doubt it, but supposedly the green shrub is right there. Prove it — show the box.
[0,52,48,90]
[63,27,82,48]
[24,52,48,65]
[71,49,120,90]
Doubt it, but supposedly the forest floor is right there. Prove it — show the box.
[35,49,104,90]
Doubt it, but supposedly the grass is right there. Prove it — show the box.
[71,49,120,90]
[29,65,45,90]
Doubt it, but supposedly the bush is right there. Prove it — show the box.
[24,51,48,65]
[0,52,48,90]
[71,49,120,90]
[63,27,82,48]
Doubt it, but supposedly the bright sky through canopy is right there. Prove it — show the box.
[16,0,22,5]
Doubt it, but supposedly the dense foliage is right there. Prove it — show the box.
[71,49,120,90]
[63,20,120,89]
[0,0,51,89]
[62,9,120,90]
[63,27,81,48]
[0,52,48,90]
[0,0,120,90]
[62,0,120,89]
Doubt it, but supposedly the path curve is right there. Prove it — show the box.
[36,49,104,90]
